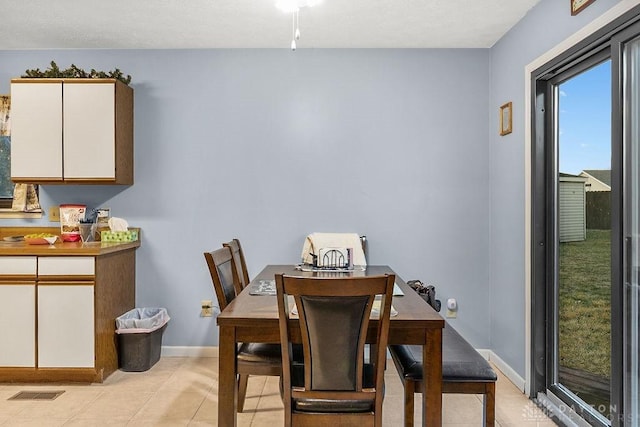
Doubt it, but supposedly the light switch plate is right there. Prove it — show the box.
[49,206,60,222]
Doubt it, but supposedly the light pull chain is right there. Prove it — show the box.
[279,0,321,51]
[291,10,297,50]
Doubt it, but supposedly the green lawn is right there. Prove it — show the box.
[559,229,611,379]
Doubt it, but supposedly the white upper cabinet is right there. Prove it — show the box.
[10,78,133,185]
[63,83,116,180]
[10,82,63,181]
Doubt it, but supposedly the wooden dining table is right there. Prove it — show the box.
[216,265,445,426]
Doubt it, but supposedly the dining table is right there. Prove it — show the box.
[216,264,445,426]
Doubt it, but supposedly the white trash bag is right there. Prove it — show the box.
[116,308,170,334]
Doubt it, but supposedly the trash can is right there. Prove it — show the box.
[115,308,170,372]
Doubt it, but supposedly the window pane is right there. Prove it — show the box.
[0,135,12,200]
[1,94,12,204]
[557,59,612,419]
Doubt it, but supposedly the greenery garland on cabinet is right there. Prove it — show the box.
[22,61,132,85]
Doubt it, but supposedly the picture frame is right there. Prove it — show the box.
[571,0,596,15]
[499,102,512,136]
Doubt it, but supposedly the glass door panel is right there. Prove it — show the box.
[556,59,612,422]
[624,33,640,427]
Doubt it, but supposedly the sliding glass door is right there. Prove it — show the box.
[532,10,640,427]
[555,58,612,423]
[621,29,640,427]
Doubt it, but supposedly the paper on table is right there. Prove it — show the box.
[249,280,276,295]
[249,279,404,297]
[371,299,398,318]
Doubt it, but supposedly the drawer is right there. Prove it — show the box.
[38,257,95,276]
[0,256,37,275]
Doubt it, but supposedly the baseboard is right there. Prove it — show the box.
[160,345,527,393]
[476,348,491,360]
[486,350,527,392]
[161,346,219,358]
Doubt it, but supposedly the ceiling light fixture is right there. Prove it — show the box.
[275,0,322,51]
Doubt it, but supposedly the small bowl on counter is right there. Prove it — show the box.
[24,234,59,245]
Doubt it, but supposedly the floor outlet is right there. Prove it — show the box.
[201,300,213,317]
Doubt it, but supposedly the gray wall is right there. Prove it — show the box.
[488,0,623,376]
[0,0,625,378]
[0,49,491,349]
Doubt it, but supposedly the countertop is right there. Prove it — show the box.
[0,226,140,256]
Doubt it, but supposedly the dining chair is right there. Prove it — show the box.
[223,238,250,290]
[203,247,282,412]
[275,273,395,427]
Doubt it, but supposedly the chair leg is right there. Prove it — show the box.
[483,382,496,427]
[237,374,249,413]
[404,379,415,427]
[284,400,292,427]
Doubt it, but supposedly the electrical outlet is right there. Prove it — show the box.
[48,206,60,222]
[446,298,457,318]
[201,300,213,317]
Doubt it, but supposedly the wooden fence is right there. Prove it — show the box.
[586,191,610,230]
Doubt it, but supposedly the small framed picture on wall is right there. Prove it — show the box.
[571,0,596,15]
[499,102,512,136]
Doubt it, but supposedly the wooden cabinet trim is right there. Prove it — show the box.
[11,78,121,84]
[11,78,65,84]
[37,279,95,286]
[0,367,103,383]
[0,280,36,286]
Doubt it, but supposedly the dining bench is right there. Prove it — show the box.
[388,322,497,427]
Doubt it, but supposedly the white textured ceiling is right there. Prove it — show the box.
[0,0,541,49]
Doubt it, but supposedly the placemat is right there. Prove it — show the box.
[249,279,404,296]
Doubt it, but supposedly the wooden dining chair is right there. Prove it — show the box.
[203,247,282,412]
[223,238,250,290]
[275,273,395,427]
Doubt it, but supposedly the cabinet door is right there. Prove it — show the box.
[63,83,116,180]
[0,284,36,367]
[10,82,63,181]
[38,284,95,368]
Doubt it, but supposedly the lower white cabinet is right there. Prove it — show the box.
[0,256,37,367]
[0,284,36,367]
[37,284,94,368]
[0,248,137,382]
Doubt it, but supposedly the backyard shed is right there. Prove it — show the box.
[559,173,587,242]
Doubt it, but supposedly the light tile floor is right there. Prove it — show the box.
[0,357,556,426]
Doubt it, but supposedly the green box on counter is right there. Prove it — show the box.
[101,229,139,243]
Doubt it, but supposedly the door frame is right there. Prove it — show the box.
[534,49,615,427]
[527,3,640,426]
